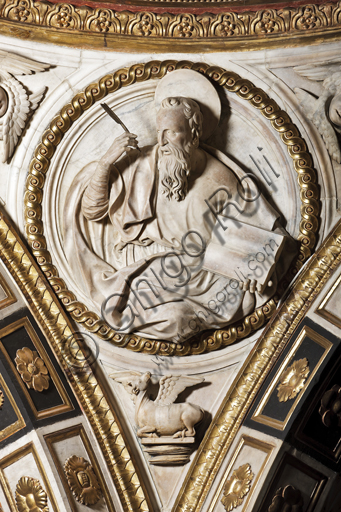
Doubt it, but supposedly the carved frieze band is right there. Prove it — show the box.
[24,60,319,356]
[1,0,341,48]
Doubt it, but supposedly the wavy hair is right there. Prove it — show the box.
[160,97,203,147]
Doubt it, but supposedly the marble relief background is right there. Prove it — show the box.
[0,34,340,512]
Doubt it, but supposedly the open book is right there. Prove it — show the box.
[202,222,286,294]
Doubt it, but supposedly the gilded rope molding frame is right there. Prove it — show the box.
[24,60,320,356]
[0,211,150,512]
[1,0,341,51]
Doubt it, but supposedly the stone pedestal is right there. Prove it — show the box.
[141,437,195,465]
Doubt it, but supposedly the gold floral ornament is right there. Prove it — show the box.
[221,463,254,511]
[15,476,49,512]
[15,347,49,392]
[64,455,102,506]
[0,387,4,409]
[277,358,310,402]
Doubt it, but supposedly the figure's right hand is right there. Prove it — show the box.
[100,132,138,167]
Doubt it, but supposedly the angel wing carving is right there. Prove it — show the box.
[0,51,49,163]
[293,59,341,83]
[0,50,49,80]
[293,60,341,163]
[155,375,204,406]
[294,87,341,163]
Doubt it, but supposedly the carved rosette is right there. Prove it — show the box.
[268,485,303,512]
[319,384,341,427]
[221,463,254,511]
[15,347,49,392]
[64,455,102,506]
[15,476,49,512]
[277,358,310,402]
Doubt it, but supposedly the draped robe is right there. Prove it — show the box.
[64,144,294,342]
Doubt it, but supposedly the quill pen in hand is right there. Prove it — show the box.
[100,103,141,152]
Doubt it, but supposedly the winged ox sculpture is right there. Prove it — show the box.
[111,371,205,439]
[0,50,49,162]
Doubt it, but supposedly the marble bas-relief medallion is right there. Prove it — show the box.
[0,50,48,163]
[33,61,319,353]
[61,69,296,344]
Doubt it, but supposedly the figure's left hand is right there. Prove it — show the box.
[239,279,257,293]
[239,279,272,293]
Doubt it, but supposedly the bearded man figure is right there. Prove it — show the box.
[64,96,296,342]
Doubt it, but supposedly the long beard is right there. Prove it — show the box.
[158,144,192,202]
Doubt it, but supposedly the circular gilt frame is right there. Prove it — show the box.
[24,60,320,356]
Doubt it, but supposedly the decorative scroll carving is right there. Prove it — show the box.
[15,476,49,512]
[24,60,320,356]
[211,14,243,37]
[277,358,310,402]
[268,485,303,512]
[251,9,285,35]
[45,3,81,29]
[319,384,341,427]
[221,463,253,511]
[1,0,341,48]
[15,347,50,392]
[64,455,102,506]
[0,387,4,409]
[112,371,205,465]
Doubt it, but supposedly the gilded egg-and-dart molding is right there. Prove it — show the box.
[64,455,102,506]
[15,347,50,392]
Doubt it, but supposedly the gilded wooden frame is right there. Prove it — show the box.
[24,59,320,356]
[316,272,341,328]
[1,0,341,52]
[207,435,275,512]
[0,316,74,420]
[0,272,16,311]
[251,325,333,430]
[0,373,26,442]
[0,441,59,512]
[0,211,341,511]
[44,424,116,512]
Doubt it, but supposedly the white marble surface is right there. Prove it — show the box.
[37,416,125,512]
[203,425,282,512]
[0,257,27,320]
[308,262,341,340]
[0,33,341,511]
[0,430,69,512]
[0,37,336,241]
